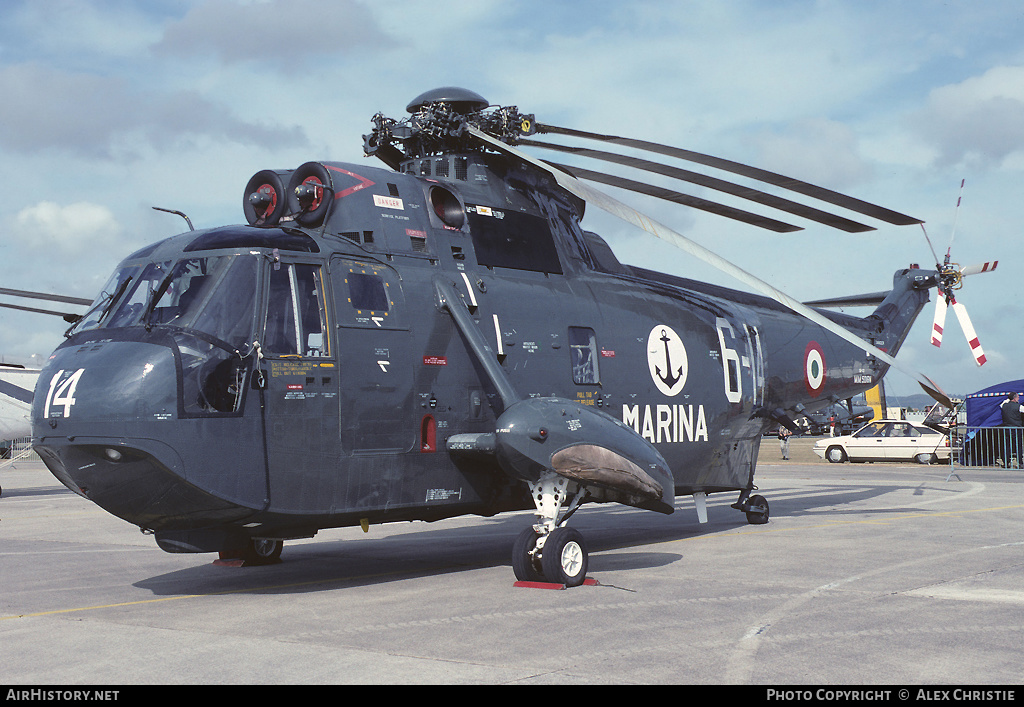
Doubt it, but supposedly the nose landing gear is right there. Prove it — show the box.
[512,472,590,587]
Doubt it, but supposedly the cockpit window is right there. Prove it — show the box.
[67,265,142,335]
[69,255,258,350]
[263,263,329,357]
[106,260,174,329]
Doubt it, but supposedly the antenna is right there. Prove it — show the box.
[152,206,194,231]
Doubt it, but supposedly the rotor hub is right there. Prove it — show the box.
[364,87,535,162]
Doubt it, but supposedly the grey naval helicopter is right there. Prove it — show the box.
[28,87,993,586]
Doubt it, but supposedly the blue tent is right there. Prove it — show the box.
[965,379,1024,427]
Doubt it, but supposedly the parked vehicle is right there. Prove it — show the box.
[813,420,950,464]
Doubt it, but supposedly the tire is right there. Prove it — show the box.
[826,445,847,463]
[915,452,936,465]
[540,527,588,587]
[745,494,770,525]
[242,538,283,565]
[512,526,544,582]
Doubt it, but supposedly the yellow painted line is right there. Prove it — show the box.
[0,568,438,622]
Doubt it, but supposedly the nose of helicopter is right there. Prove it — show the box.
[31,337,255,531]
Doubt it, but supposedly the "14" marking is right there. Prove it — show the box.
[44,368,85,418]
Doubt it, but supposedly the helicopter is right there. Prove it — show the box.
[23,87,994,586]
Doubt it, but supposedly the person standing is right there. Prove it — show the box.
[1000,392,1024,468]
[1001,392,1024,426]
[778,427,792,460]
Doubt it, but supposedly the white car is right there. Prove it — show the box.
[813,420,950,464]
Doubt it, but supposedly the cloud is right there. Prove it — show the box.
[0,63,309,159]
[153,0,396,69]
[742,119,873,190]
[916,65,1024,168]
[14,201,122,255]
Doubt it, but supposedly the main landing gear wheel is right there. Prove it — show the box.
[223,538,283,566]
[541,527,588,587]
[745,494,770,525]
[247,538,283,564]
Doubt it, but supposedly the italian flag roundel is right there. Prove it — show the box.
[804,341,826,396]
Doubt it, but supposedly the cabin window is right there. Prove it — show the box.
[331,259,403,329]
[264,263,329,357]
[468,206,562,274]
[569,326,600,385]
[346,272,389,313]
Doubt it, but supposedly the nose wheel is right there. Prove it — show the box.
[512,473,590,587]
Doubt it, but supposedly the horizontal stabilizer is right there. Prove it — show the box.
[803,292,889,308]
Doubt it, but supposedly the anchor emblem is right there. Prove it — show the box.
[655,328,683,388]
[647,325,687,396]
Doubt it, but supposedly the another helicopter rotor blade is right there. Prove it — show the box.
[547,162,802,233]
[0,301,82,321]
[469,125,952,408]
[534,123,924,227]
[0,287,93,306]
[526,139,876,233]
[930,295,947,348]
[949,297,987,366]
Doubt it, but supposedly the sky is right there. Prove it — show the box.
[1,0,1021,402]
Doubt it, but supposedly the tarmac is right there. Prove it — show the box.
[2,438,1023,686]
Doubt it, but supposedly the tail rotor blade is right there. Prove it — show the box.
[930,296,947,348]
[959,261,999,277]
[947,178,965,253]
[950,298,987,366]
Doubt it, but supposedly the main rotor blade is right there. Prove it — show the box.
[535,123,924,226]
[549,162,802,233]
[0,287,92,306]
[526,139,875,233]
[469,125,952,408]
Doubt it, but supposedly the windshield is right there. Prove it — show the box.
[69,255,258,349]
[68,265,142,334]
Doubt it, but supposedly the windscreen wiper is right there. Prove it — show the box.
[142,273,175,331]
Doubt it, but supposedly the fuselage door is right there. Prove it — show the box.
[330,257,413,453]
[260,257,340,511]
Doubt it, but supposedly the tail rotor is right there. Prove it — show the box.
[923,180,996,366]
